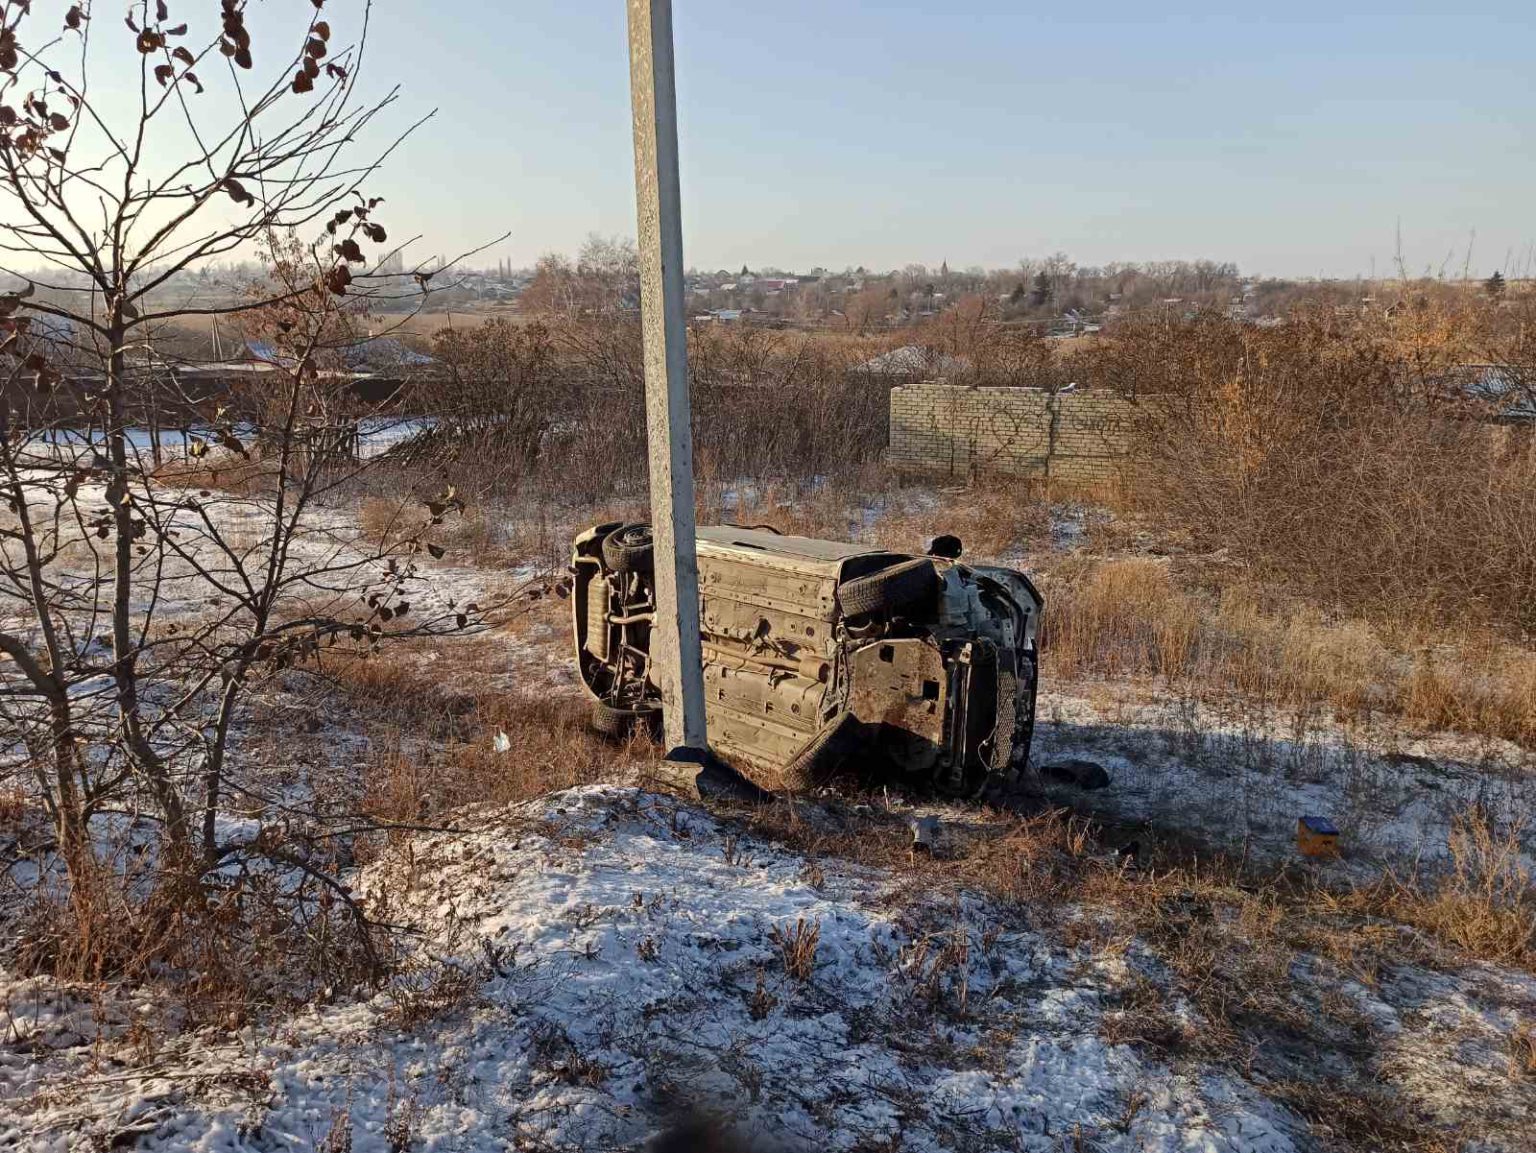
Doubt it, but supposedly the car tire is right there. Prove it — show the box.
[602,523,655,575]
[837,558,939,618]
[782,712,858,791]
[591,698,660,740]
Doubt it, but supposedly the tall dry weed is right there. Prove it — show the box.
[1039,556,1534,744]
[334,653,654,831]
[1041,557,1199,679]
[1350,810,1535,967]
[1402,648,1536,745]
[1086,305,1536,633]
[153,456,278,496]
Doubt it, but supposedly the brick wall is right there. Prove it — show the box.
[888,383,1138,483]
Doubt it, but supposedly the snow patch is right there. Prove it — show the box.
[2,787,1303,1152]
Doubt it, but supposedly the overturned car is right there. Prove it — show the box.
[571,523,1042,795]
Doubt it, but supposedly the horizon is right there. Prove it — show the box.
[355,1,1533,282]
[9,2,1534,284]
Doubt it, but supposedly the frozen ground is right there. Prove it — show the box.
[3,483,1533,1151]
[5,785,1533,1152]
[1032,687,1536,879]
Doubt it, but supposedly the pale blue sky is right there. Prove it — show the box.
[355,1,1534,279]
[93,2,1536,279]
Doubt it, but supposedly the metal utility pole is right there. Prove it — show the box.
[627,0,707,752]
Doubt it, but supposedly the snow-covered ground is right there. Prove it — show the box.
[1033,687,1536,879]
[4,786,1532,1151]
[0,451,513,650]
[3,481,1533,1152]
[23,418,432,465]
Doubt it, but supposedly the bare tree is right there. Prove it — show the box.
[0,0,476,968]
[412,317,566,491]
[519,234,639,319]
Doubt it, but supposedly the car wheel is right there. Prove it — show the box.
[837,557,939,617]
[782,712,858,791]
[602,523,655,574]
[590,698,660,740]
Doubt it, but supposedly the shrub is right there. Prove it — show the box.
[1082,305,1536,633]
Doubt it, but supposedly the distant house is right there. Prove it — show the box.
[1439,365,1536,424]
[855,345,970,380]
[343,337,435,373]
[243,340,298,369]
[244,337,433,406]
[246,337,433,374]
[24,314,77,350]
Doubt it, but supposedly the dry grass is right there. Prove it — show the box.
[12,841,385,1027]
[870,485,1054,563]
[360,693,641,828]
[314,1106,354,1153]
[767,917,820,982]
[693,468,1536,748]
[722,794,1464,1149]
[359,488,628,576]
[435,502,590,576]
[6,628,637,1020]
[894,925,973,1016]
[1040,557,1199,679]
[695,468,1053,564]
[1271,1080,1455,1153]
[1089,304,1536,634]
[1038,555,1536,745]
[153,456,277,495]
[379,948,485,1030]
[0,785,26,828]
[357,495,417,546]
[1401,648,1536,746]
[1510,1022,1536,1078]
[693,467,888,542]
[316,646,655,833]
[1338,811,1535,968]
[1098,973,1189,1052]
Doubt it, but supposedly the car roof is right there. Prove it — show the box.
[696,525,893,572]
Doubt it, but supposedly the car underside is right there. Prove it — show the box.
[571,522,1042,796]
